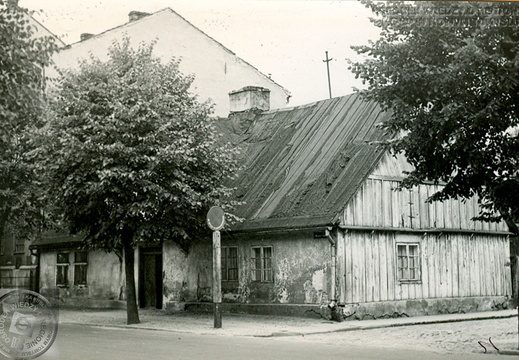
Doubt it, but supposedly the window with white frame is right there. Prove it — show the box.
[396,243,420,281]
[222,246,238,281]
[74,251,88,286]
[56,252,69,286]
[251,246,273,282]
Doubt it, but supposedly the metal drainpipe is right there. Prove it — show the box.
[326,229,337,303]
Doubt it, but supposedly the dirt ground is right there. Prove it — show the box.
[298,317,518,355]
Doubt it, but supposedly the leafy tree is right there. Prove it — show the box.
[38,38,240,324]
[349,1,519,233]
[0,1,58,245]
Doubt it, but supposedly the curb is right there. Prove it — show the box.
[59,312,518,338]
[500,349,519,356]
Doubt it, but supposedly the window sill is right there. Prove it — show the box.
[398,280,422,285]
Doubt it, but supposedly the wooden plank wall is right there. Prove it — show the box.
[344,151,509,232]
[337,230,512,304]
[343,178,509,232]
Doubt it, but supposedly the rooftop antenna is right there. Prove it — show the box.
[323,51,333,99]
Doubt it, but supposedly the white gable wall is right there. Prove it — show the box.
[47,9,289,117]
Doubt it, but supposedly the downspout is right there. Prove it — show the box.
[326,228,336,302]
[326,227,342,321]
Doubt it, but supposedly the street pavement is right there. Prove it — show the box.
[33,323,503,360]
[55,307,519,356]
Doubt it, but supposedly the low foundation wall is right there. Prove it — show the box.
[341,296,512,320]
[176,296,512,320]
[178,302,324,318]
[59,298,126,310]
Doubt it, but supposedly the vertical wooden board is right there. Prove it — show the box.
[373,232,381,302]
[426,234,435,298]
[417,185,428,229]
[391,182,401,228]
[443,197,453,229]
[442,235,450,298]
[345,234,353,304]
[504,237,512,296]
[438,234,446,298]
[360,233,367,302]
[434,234,442,298]
[402,189,412,229]
[476,236,485,296]
[502,237,511,295]
[459,235,470,297]
[362,181,372,227]
[459,197,471,230]
[386,232,396,301]
[484,235,492,296]
[497,237,505,295]
[379,232,389,301]
[415,185,423,229]
[488,236,496,295]
[427,186,437,228]
[490,236,498,295]
[351,233,361,303]
[444,235,452,297]
[382,181,393,228]
[451,234,459,297]
[434,186,445,229]
[450,197,461,230]
[420,233,429,299]
[481,235,490,296]
[376,180,385,227]
[467,235,474,296]
[465,196,477,231]
[365,232,373,302]
[489,236,497,295]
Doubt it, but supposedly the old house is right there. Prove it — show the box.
[47,8,290,117]
[31,90,513,317]
[164,91,512,318]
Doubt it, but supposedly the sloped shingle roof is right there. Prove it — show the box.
[223,93,393,232]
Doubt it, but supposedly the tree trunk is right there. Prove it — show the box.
[122,232,140,325]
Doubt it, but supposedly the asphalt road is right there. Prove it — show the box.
[0,323,505,360]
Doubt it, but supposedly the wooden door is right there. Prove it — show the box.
[139,248,163,309]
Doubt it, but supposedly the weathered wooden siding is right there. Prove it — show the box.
[342,152,509,232]
[336,230,511,304]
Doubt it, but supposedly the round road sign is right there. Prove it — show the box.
[207,206,225,231]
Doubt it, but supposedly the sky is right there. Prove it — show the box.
[19,0,380,106]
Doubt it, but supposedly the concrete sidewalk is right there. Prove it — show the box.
[57,307,518,338]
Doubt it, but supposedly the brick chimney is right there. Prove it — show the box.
[128,11,150,22]
[80,33,94,41]
[229,86,270,113]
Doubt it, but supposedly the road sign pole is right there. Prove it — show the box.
[207,206,225,329]
[213,230,222,328]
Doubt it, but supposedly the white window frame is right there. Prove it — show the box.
[396,243,421,282]
[56,252,70,287]
[251,246,273,282]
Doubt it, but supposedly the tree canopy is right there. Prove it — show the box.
[38,38,240,323]
[0,1,58,240]
[350,1,519,232]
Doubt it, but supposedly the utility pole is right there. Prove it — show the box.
[323,51,333,99]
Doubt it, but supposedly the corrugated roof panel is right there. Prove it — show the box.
[226,93,393,231]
